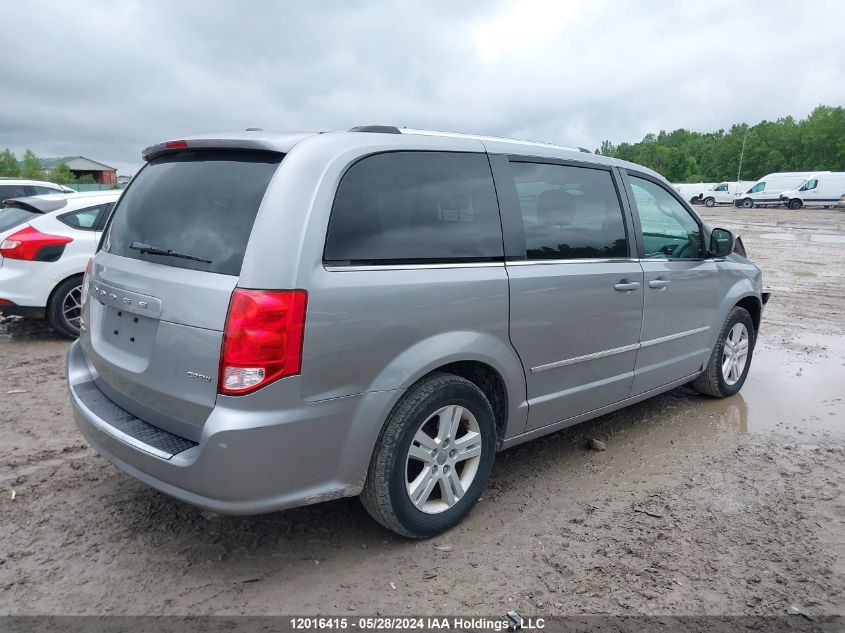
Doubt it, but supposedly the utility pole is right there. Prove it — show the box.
[737,126,748,183]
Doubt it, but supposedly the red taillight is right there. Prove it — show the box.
[165,140,188,149]
[0,226,73,261]
[219,289,308,395]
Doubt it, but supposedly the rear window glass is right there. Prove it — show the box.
[0,207,39,233]
[324,151,503,265]
[103,150,281,276]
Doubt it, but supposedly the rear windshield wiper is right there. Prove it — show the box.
[129,241,212,264]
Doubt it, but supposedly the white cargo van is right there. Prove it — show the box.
[673,183,716,204]
[697,181,756,207]
[779,172,845,209]
[734,172,827,208]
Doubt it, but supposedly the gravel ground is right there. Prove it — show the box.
[0,205,843,616]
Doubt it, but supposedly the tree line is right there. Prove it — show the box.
[0,148,95,184]
[598,105,845,183]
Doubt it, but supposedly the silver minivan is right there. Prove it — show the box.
[67,127,767,538]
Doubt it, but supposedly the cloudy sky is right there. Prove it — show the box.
[4,0,844,175]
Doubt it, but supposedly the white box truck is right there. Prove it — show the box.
[734,172,827,208]
[697,181,756,207]
[779,172,845,209]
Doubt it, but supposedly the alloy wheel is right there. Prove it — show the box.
[722,322,749,386]
[62,284,83,332]
[405,405,482,514]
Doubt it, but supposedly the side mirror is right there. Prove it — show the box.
[709,227,735,257]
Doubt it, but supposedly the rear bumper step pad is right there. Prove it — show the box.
[72,381,197,458]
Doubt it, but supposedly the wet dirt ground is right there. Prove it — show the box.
[0,206,843,617]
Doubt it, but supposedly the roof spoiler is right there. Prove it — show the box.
[142,138,286,161]
[2,197,68,214]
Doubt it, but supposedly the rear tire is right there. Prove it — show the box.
[788,198,803,210]
[741,198,754,209]
[47,276,83,339]
[704,197,716,207]
[691,306,756,398]
[361,372,496,539]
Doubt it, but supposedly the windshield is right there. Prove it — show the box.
[0,207,39,234]
[103,150,282,276]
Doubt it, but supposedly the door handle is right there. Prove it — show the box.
[648,278,671,289]
[614,280,641,292]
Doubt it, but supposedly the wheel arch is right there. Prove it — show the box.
[735,294,762,334]
[714,288,761,346]
[46,271,84,312]
[369,331,528,444]
[426,360,508,442]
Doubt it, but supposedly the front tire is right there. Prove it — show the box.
[361,372,496,538]
[741,198,754,209]
[47,276,83,338]
[691,306,756,398]
[788,198,803,210]
[704,197,716,207]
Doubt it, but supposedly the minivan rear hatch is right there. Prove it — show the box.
[82,149,282,441]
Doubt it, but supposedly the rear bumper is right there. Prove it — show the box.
[67,341,397,514]
[0,259,54,310]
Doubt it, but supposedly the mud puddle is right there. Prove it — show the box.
[0,315,60,340]
[760,232,845,244]
[693,334,845,438]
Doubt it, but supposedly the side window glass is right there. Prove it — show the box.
[325,152,503,264]
[59,204,106,230]
[629,176,703,260]
[32,186,62,195]
[0,185,31,199]
[509,162,628,260]
[750,182,765,193]
[800,179,817,191]
[716,184,727,192]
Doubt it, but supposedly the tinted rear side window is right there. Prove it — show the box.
[0,185,31,199]
[0,207,39,233]
[509,162,628,260]
[324,151,503,265]
[104,150,281,275]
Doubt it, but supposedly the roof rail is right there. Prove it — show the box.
[348,125,401,134]
[578,147,592,153]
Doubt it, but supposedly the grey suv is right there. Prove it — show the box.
[67,127,766,538]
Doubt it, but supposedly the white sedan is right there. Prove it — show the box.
[0,191,121,337]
